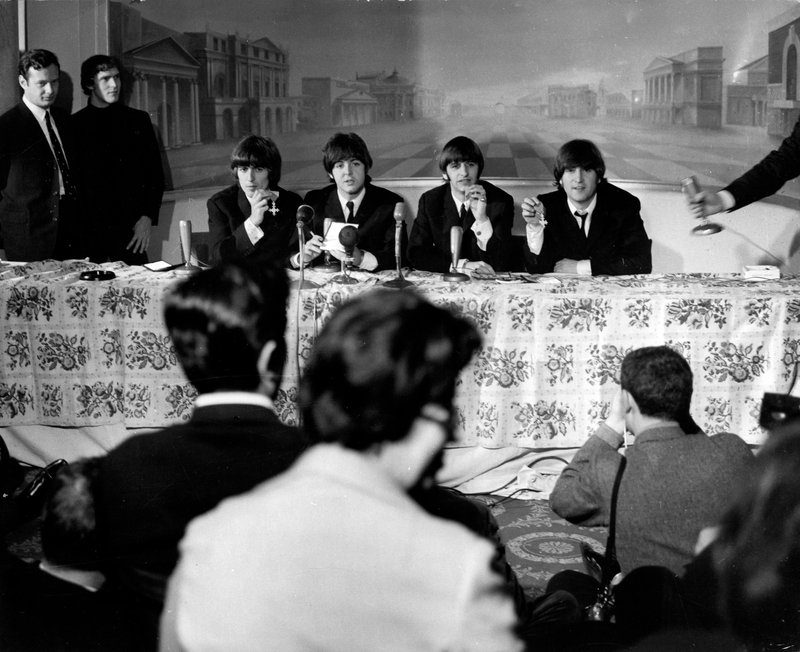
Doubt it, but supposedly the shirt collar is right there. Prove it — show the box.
[194,391,276,412]
[23,96,48,123]
[337,187,366,219]
[567,193,597,219]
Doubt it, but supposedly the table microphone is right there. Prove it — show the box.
[682,176,723,236]
[177,220,200,273]
[294,205,318,289]
[443,225,469,282]
[332,225,359,285]
[383,202,413,288]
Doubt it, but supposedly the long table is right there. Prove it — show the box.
[2,260,796,448]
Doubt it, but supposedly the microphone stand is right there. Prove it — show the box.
[317,218,341,273]
[331,252,358,285]
[383,206,413,288]
[294,220,319,290]
[176,220,201,273]
[443,225,469,282]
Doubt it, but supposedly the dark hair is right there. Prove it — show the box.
[620,346,693,423]
[438,136,484,178]
[18,49,60,79]
[322,132,372,176]
[80,54,121,96]
[230,135,282,187]
[553,139,606,185]
[712,429,800,649]
[163,260,289,395]
[299,290,481,450]
[41,458,101,568]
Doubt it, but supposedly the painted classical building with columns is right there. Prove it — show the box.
[766,6,800,137]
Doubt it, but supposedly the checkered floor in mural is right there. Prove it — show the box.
[476,495,608,599]
[167,111,800,202]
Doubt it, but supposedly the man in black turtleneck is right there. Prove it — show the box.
[72,55,164,265]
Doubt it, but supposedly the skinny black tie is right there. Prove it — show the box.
[45,111,76,198]
[575,210,588,237]
[346,201,354,223]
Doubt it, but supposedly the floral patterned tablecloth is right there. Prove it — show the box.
[1,262,796,447]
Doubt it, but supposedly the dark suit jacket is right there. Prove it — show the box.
[407,180,515,273]
[303,181,405,271]
[72,103,164,263]
[93,403,309,598]
[724,116,800,211]
[208,184,302,266]
[523,183,652,276]
[0,102,74,261]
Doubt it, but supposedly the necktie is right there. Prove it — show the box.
[575,210,588,237]
[346,201,354,223]
[45,112,76,198]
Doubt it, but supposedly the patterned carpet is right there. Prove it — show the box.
[477,495,608,599]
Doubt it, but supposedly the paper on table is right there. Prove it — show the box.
[322,222,359,255]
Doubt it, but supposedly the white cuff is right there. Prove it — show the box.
[243,219,263,245]
[577,259,592,275]
[525,222,544,255]
[358,251,379,271]
[718,190,735,211]
[472,218,493,251]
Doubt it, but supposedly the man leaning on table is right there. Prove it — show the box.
[521,139,652,276]
[407,136,515,275]
[292,132,405,271]
[0,49,82,261]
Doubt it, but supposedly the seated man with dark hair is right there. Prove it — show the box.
[208,135,302,265]
[521,139,651,275]
[294,132,405,271]
[408,136,515,274]
[161,290,523,652]
[42,260,310,649]
[550,346,753,576]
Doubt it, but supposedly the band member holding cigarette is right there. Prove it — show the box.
[521,139,651,276]
[208,135,302,266]
[408,136,514,274]
[294,132,405,271]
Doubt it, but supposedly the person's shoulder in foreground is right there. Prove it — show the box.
[160,289,523,652]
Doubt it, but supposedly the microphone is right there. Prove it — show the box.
[443,225,469,282]
[177,220,200,272]
[681,176,723,236]
[296,204,314,233]
[339,225,359,257]
[383,202,413,289]
[294,205,318,289]
[332,225,360,285]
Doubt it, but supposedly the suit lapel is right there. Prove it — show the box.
[443,188,461,233]
[352,184,375,225]
[326,189,345,223]
[586,189,605,249]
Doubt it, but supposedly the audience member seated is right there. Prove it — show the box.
[42,260,310,650]
[520,139,651,275]
[548,346,753,604]
[295,132,405,271]
[407,136,515,275]
[208,135,302,265]
[160,290,524,652]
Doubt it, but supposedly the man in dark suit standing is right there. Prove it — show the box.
[0,49,82,261]
[294,132,405,271]
[408,136,515,274]
[72,55,164,264]
[521,139,652,275]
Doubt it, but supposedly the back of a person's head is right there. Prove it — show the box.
[620,346,693,423]
[42,458,101,567]
[164,260,289,395]
[713,427,800,650]
[299,290,481,450]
